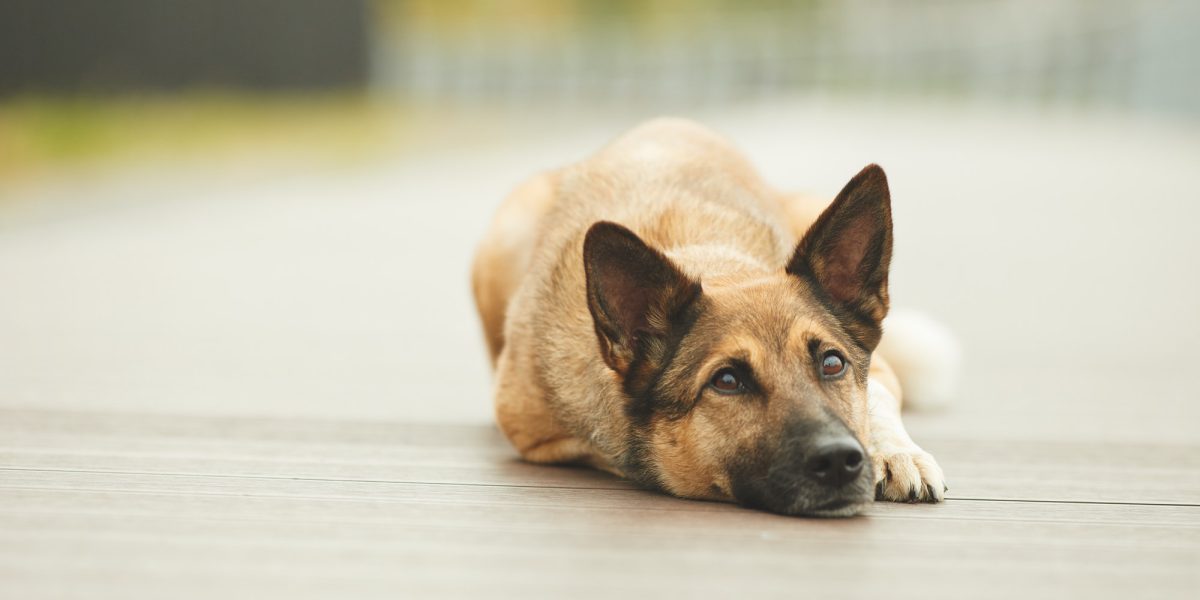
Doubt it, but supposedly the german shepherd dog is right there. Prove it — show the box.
[472,119,949,517]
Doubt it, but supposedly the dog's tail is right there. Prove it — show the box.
[876,308,962,411]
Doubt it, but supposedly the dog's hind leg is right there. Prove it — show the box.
[497,387,618,475]
[493,344,615,474]
[867,357,946,502]
[476,172,617,473]
[471,172,558,365]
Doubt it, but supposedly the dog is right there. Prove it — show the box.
[471,119,949,516]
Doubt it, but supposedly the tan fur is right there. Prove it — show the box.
[472,119,944,512]
[472,173,557,365]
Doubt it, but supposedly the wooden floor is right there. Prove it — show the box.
[3,102,1199,598]
[2,407,1197,599]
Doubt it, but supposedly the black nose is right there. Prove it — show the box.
[806,438,865,487]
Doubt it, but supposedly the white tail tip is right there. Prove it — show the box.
[876,308,962,411]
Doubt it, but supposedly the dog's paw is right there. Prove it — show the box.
[872,445,946,503]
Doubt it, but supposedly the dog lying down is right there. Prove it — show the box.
[472,119,957,517]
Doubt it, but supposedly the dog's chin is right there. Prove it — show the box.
[801,497,871,518]
[783,488,874,518]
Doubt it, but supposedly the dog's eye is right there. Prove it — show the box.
[821,351,847,379]
[709,368,744,394]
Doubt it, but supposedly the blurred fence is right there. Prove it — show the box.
[376,0,1200,117]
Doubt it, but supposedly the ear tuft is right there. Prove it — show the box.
[584,222,700,374]
[787,164,893,349]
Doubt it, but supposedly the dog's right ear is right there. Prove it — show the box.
[584,222,701,375]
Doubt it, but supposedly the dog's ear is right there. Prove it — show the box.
[787,164,893,350]
[584,221,701,375]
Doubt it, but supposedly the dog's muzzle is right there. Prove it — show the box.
[730,422,875,517]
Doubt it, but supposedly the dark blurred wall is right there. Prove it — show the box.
[0,0,370,95]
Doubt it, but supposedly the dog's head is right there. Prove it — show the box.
[583,165,892,516]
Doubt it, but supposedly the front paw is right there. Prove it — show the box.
[871,445,946,503]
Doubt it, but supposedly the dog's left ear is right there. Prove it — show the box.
[787,164,893,350]
[584,221,701,375]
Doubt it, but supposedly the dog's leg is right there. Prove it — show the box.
[471,172,558,365]
[867,360,946,503]
[492,325,623,477]
[521,437,625,477]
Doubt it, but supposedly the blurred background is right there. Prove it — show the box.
[1,1,1198,439]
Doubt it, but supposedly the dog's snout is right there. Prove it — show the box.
[730,423,873,515]
[806,438,865,487]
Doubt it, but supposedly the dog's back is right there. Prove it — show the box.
[474,118,795,365]
[547,118,793,265]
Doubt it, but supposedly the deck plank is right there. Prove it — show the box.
[1,409,1198,599]
[4,410,1198,504]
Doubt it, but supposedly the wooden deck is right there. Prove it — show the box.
[3,402,1198,599]
[2,103,1199,598]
